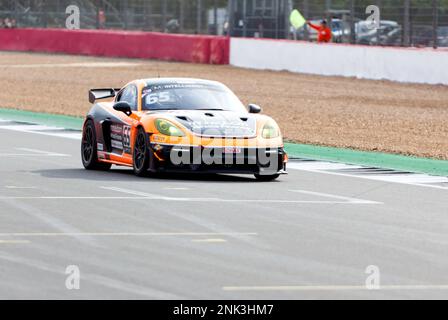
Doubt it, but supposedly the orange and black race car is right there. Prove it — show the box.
[81,78,287,181]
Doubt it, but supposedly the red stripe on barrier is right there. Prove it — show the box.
[0,28,230,65]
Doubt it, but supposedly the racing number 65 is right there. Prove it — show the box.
[123,126,131,148]
[147,92,170,105]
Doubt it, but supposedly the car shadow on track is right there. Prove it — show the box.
[33,168,258,183]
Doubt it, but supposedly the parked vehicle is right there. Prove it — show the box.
[369,27,403,46]
[436,26,448,47]
[356,20,400,45]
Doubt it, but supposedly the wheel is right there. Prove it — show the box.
[133,127,151,177]
[254,174,280,182]
[81,119,111,171]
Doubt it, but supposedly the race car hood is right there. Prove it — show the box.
[151,110,258,138]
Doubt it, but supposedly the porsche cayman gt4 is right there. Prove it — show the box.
[81,78,288,181]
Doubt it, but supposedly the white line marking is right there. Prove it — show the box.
[0,232,257,237]
[0,124,81,140]
[289,162,365,171]
[16,147,55,154]
[0,240,30,244]
[0,196,381,204]
[288,189,381,204]
[102,186,174,200]
[373,174,448,184]
[0,153,70,157]
[191,238,227,243]
[0,196,161,199]
[4,186,36,189]
[101,186,381,204]
[15,148,70,157]
[1,124,65,131]
[164,187,190,190]
[222,285,448,291]
[288,162,448,190]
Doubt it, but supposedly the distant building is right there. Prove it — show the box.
[227,0,292,39]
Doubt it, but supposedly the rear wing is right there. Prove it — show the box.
[88,88,121,104]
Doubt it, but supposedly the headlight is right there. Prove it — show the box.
[155,119,185,137]
[262,121,280,139]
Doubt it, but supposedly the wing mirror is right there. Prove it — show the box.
[113,102,132,116]
[248,104,262,114]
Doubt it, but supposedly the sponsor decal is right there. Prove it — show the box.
[111,140,123,150]
[191,120,255,137]
[105,123,132,154]
[152,135,167,143]
[223,146,242,154]
[97,143,104,151]
[110,123,127,152]
[147,83,212,92]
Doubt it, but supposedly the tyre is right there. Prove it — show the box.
[81,119,112,171]
[254,174,280,182]
[133,127,151,177]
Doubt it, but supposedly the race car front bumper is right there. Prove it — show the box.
[149,144,288,175]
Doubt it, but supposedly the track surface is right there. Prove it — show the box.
[0,127,447,299]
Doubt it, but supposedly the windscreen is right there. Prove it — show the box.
[141,83,246,112]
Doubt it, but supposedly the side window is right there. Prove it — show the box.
[118,85,138,111]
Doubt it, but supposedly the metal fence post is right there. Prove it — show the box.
[214,0,218,35]
[123,0,129,30]
[433,0,439,49]
[196,0,202,34]
[179,0,185,33]
[228,0,235,36]
[285,0,293,39]
[303,0,309,41]
[42,1,48,28]
[95,0,100,30]
[349,0,355,44]
[13,0,18,25]
[375,0,382,45]
[242,0,247,37]
[162,0,167,32]
[403,0,410,46]
[144,0,153,31]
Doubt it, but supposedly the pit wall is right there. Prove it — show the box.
[0,28,229,65]
[229,37,448,85]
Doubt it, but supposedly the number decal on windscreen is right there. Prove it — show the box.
[145,92,171,105]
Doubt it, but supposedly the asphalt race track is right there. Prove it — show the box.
[0,125,447,299]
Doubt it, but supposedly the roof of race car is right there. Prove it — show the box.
[139,78,224,87]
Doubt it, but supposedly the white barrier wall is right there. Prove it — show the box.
[230,38,448,85]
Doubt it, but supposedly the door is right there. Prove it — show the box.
[108,84,137,155]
